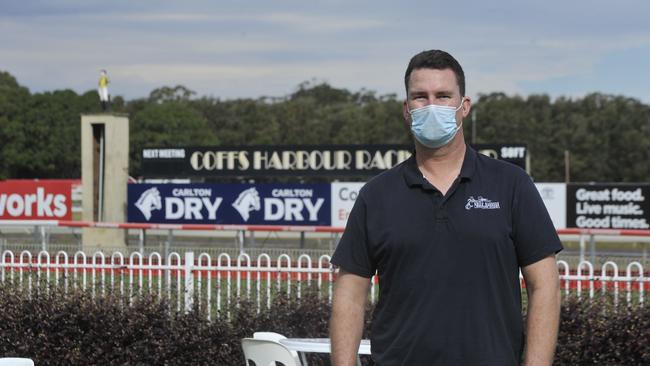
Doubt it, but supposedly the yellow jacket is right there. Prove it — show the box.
[98,75,109,87]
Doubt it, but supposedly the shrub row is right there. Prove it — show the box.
[555,297,650,364]
[0,281,347,365]
[0,281,648,365]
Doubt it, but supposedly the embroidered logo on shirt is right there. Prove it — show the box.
[465,196,501,210]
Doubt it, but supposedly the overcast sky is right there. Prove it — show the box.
[1,0,649,103]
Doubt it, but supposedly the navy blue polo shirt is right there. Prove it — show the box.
[331,145,562,366]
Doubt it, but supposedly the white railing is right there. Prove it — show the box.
[555,259,646,307]
[0,250,335,320]
[1,251,647,320]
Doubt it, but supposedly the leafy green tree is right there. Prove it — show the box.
[0,71,31,179]
[130,100,216,176]
[12,89,96,178]
[2,69,650,183]
[0,72,99,179]
[149,85,197,104]
[471,92,650,182]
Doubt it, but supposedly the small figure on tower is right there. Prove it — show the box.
[98,69,110,111]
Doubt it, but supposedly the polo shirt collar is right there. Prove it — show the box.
[403,144,477,189]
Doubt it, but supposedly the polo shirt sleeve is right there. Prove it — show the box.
[511,173,563,267]
[330,193,375,278]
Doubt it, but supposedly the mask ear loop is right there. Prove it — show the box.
[454,97,465,132]
[455,97,465,111]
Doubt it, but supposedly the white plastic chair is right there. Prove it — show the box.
[253,332,303,365]
[0,358,34,366]
[253,332,289,343]
[241,338,301,366]
[251,333,362,366]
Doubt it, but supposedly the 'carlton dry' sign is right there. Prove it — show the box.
[141,145,413,177]
[566,184,650,229]
[128,183,331,226]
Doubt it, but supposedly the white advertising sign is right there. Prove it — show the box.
[331,182,365,228]
[535,183,566,229]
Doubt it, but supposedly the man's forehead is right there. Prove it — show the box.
[408,68,459,93]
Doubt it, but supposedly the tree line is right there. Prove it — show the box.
[1,70,649,182]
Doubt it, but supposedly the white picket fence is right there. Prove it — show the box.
[1,250,648,320]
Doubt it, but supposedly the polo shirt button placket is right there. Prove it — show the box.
[436,205,448,222]
[431,191,446,222]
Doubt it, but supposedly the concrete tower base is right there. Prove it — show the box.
[80,114,129,252]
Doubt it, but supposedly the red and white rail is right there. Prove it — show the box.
[2,219,650,236]
[0,219,345,233]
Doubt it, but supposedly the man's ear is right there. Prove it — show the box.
[403,100,411,127]
[461,96,472,118]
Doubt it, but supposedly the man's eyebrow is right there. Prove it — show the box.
[435,90,455,96]
[408,90,428,96]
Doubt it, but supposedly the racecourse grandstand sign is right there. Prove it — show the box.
[128,181,572,228]
[567,184,650,229]
[128,183,331,226]
[141,145,413,177]
[473,144,527,170]
[0,180,73,220]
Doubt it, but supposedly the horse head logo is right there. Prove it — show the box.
[232,187,261,222]
[135,187,162,221]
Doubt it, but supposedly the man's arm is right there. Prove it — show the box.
[330,269,371,366]
[521,255,561,366]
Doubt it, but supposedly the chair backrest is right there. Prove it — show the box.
[252,332,302,365]
[253,332,287,343]
[0,358,35,366]
[241,338,301,366]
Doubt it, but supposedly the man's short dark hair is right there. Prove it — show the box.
[404,50,466,96]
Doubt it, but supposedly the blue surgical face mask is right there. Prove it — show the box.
[408,99,464,148]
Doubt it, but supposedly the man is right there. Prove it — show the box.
[98,69,110,111]
[330,50,562,365]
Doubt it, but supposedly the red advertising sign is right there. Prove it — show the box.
[0,180,75,220]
